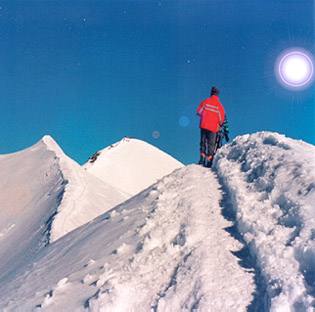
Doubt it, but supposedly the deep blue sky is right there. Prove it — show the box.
[0,1,314,164]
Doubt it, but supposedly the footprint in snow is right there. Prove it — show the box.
[55,277,68,290]
[36,277,69,308]
[111,243,132,256]
[84,259,95,267]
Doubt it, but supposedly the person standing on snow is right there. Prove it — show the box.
[196,86,229,168]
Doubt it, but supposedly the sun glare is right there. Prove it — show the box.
[275,49,314,90]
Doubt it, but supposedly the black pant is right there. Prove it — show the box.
[200,129,217,159]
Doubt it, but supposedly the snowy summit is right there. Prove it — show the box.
[84,137,184,196]
[0,132,314,311]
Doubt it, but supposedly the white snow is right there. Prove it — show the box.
[0,135,127,284]
[1,131,315,311]
[0,138,64,284]
[0,165,254,311]
[83,137,184,196]
[214,131,315,311]
[41,136,128,242]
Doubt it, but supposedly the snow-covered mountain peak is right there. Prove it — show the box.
[41,134,65,157]
[1,131,315,311]
[85,136,173,164]
[41,134,57,146]
[0,136,128,250]
[84,137,184,196]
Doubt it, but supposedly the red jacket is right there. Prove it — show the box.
[196,95,225,133]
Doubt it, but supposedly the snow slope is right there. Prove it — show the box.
[0,137,64,283]
[2,131,314,311]
[0,135,127,285]
[41,136,128,242]
[0,165,254,311]
[214,132,315,311]
[83,137,184,196]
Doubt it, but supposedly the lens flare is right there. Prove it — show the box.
[179,116,190,127]
[152,130,160,139]
[275,48,314,90]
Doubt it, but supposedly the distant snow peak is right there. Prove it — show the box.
[41,135,64,157]
[104,136,135,151]
[0,134,128,246]
[87,137,133,164]
[121,136,133,142]
[84,137,184,196]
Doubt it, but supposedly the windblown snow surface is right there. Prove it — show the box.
[0,165,254,311]
[214,132,315,311]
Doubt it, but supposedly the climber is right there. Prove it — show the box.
[196,86,229,168]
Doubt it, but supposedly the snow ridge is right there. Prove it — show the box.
[42,136,128,243]
[42,135,89,242]
[42,135,65,157]
[0,138,66,284]
[0,165,254,311]
[214,132,315,311]
[86,166,254,311]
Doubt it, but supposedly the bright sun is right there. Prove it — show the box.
[275,49,314,90]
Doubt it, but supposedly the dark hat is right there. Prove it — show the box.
[211,86,220,95]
